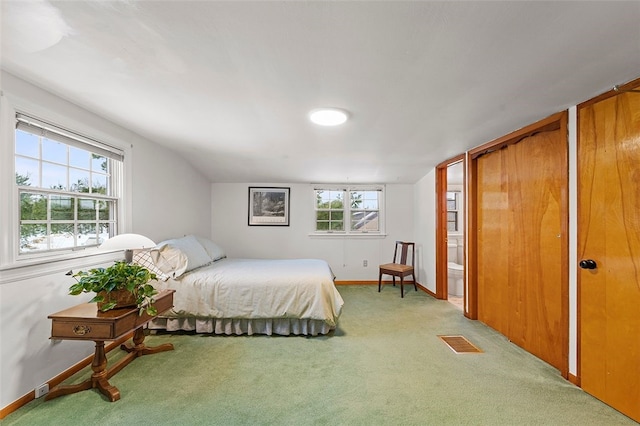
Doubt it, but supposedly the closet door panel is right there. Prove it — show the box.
[506,131,566,370]
[477,149,510,336]
[475,113,567,374]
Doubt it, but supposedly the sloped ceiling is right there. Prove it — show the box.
[1,1,639,183]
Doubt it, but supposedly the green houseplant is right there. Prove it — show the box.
[69,261,159,316]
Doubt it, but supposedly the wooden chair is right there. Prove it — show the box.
[378,241,416,297]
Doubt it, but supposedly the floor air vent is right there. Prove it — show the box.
[438,335,483,354]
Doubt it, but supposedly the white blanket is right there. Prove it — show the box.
[153,258,344,327]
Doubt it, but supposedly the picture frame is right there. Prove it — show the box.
[248,187,290,226]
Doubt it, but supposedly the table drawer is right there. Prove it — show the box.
[49,290,174,341]
[52,321,114,340]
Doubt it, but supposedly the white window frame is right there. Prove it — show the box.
[0,102,128,269]
[14,113,124,260]
[312,185,385,236]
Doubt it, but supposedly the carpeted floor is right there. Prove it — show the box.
[2,285,636,425]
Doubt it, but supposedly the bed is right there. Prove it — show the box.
[133,235,344,336]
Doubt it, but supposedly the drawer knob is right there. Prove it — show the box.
[73,325,91,336]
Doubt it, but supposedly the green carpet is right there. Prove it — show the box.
[2,286,635,425]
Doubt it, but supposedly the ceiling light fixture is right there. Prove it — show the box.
[309,108,349,126]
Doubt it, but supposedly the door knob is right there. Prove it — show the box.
[579,259,597,270]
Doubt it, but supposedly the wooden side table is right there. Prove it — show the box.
[46,289,175,402]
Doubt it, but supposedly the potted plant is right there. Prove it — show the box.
[69,261,159,316]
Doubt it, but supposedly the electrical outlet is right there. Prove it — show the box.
[363,260,368,267]
[35,383,49,398]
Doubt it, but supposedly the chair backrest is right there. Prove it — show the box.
[393,241,415,267]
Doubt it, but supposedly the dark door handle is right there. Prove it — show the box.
[579,259,597,270]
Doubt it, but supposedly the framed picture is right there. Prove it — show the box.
[248,187,290,226]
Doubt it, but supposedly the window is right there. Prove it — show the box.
[447,191,458,232]
[14,113,124,257]
[314,186,384,234]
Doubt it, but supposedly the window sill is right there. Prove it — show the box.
[0,251,122,285]
[308,233,387,239]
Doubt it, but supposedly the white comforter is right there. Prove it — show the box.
[153,258,344,327]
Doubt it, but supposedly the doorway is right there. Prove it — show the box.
[435,154,466,313]
[446,162,464,310]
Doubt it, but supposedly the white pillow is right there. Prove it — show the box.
[150,244,188,279]
[132,250,170,281]
[195,236,226,261]
[155,235,212,277]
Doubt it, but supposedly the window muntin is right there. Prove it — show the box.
[14,115,122,256]
[314,186,383,234]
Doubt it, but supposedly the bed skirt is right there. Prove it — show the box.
[148,317,334,336]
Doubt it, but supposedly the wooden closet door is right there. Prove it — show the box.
[476,120,567,373]
[505,132,565,369]
[477,150,510,336]
[578,89,640,422]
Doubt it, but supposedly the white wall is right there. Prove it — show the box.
[211,183,415,281]
[0,72,211,410]
[568,106,578,377]
[413,170,437,293]
[129,132,211,242]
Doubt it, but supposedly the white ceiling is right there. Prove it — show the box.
[2,1,639,184]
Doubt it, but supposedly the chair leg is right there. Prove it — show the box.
[392,276,396,287]
[378,271,382,292]
[413,274,417,291]
[400,276,404,298]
